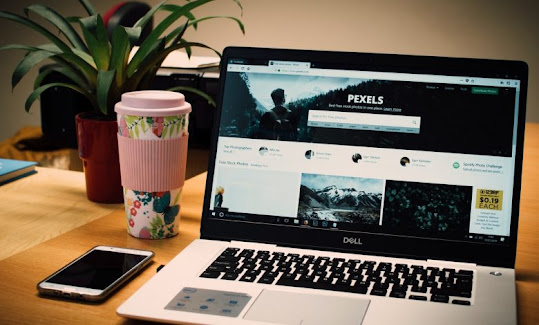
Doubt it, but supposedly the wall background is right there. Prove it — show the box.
[1,0,537,141]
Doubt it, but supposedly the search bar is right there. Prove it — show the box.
[307,110,421,134]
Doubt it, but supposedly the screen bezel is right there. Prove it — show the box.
[200,47,528,268]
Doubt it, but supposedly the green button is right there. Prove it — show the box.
[472,87,499,95]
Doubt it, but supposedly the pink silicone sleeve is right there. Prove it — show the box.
[117,135,188,192]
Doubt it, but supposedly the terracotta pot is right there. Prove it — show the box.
[75,112,123,203]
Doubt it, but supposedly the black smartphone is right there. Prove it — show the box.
[37,246,154,302]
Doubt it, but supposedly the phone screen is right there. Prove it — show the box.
[47,250,148,290]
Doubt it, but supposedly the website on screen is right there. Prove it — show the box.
[208,59,521,245]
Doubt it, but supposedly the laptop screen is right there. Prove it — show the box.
[202,48,527,266]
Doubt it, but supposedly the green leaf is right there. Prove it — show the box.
[181,39,192,58]
[7,44,98,104]
[134,0,167,29]
[25,82,90,112]
[125,27,142,47]
[160,4,197,19]
[51,52,98,85]
[24,4,87,51]
[78,0,97,16]
[12,50,56,89]
[161,4,197,29]
[162,125,169,138]
[141,118,147,132]
[109,26,130,87]
[33,68,53,90]
[66,16,81,24]
[165,21,189,45]
[96,69,116,115]
[127,38,165,77]
[79,15,110,70]
[168,85,216,107]
[232,0,244,16]
[72,48,96,68]
[188,16,245,34]
[0,43,58,53]
[164,116,175,123]
[34,65,89,91]
[0,11,72,53]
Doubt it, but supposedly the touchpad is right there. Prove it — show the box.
[243,290,370,325]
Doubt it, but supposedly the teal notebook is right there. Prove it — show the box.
[0,158,37,185]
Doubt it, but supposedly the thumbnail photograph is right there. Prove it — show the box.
[211,167,301,217]
[382,180,472,238]
[297,173,383,224]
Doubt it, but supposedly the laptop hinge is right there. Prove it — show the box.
[426,259,477,269]
[230,240,278,250]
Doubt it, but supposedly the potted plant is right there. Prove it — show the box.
[0,0,244,203]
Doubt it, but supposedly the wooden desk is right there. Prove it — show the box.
[0,124,538,324]
[0,167,122,260]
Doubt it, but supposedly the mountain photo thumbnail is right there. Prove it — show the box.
[298,174,383,225]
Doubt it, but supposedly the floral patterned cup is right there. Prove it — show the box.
[115,91,191,239]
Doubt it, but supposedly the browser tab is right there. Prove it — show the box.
[268,60,310,68]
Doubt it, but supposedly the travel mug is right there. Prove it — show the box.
[115,90,191,239]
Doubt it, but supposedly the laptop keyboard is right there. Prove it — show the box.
[199,247,474,305]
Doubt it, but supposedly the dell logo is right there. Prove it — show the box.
[343,237,363,245]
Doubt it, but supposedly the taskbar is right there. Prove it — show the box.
[209,209,509,245]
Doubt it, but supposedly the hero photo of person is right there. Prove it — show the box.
[258,88,299,141]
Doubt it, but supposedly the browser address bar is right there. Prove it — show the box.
[307,110,421,134]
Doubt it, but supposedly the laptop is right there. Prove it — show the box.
[118,47,528,324]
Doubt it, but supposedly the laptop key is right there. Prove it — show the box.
[276,274,296,286]
[452,290,472,298]
[200,271,220,278]
[335,278,352,286]
[212,260,238,267]
[238,249,254,257]
[258,277,276,284]
[221,248,240,256]
[452,299,471,306]
[239,275,256,282]
[222,272,238,280]
[373,282,389,290]
[217,255,241,263]
[389,290,406,299]
[205,265,225,272]
[370,288,388,296]
[245,269,261,276]
[431,294,449,303]
[411,285,428,293]
[351,285,369,294]
[263,271,278,278]
[409,295,428,301]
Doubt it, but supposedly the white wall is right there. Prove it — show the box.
[1,0,537,141]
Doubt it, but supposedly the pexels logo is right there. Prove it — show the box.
[343,237,363,245]
[347,94,384,105]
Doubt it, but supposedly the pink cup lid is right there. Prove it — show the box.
[115,90,192,116]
